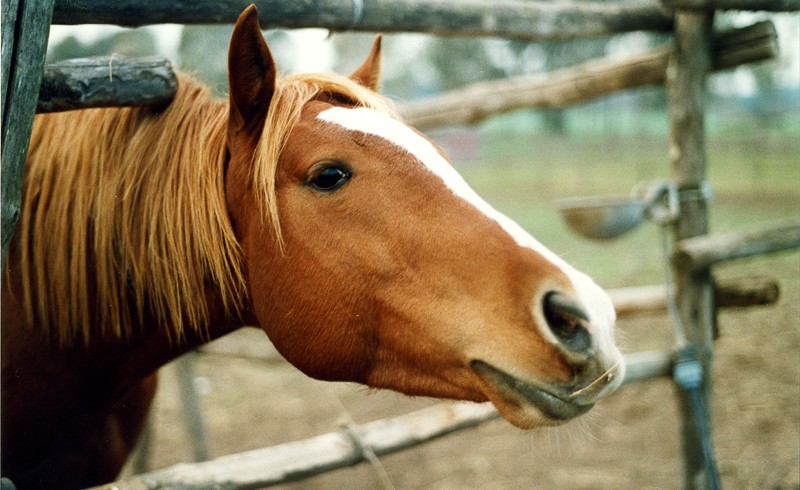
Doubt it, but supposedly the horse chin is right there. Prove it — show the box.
[470,360,594,429]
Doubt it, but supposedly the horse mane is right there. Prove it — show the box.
[17,71,396,346]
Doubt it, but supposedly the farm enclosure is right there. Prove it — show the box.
[134,129,800,488]
[3,0,796,488]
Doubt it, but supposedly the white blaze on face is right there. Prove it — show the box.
[318,107,621,366]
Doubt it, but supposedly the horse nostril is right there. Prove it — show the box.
[542,292,592,353]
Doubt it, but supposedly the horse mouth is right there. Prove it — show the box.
[471,360,593,422]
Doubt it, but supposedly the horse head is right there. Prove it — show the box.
[225,5,624,429]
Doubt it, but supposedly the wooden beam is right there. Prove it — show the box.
[622,350,673,384]
[88,402,500,490]
[610,276,781,317]
[1,0,19,110]
[400,22,777,130]
[1,0,55,267]
[674,219,800,272]
[37,56,177,113]
[29,21,775,117]
[714,276,781,308]
[662,0,800,11]
[52,0,673,41]
[667,9,718,489]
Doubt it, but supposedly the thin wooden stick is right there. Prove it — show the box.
[570,361,621,398]
[401,22,777,130]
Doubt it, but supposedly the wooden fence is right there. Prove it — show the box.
[2,1,799,489]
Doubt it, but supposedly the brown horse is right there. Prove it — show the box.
[1,5,624,489]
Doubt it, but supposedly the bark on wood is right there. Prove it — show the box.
[52,0,673,41]
[663,0,800,11]
[674,219,800,272]
[37,56,177,113]
[400,22,776,130]
[1,0,55,267]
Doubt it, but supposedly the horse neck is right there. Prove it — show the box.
[3,257,254,403]
[75,290,256,400]
[108,293,255,394]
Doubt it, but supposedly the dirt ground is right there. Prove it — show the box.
[129,255,800,489]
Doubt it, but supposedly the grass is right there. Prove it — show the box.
[443,126,800,289]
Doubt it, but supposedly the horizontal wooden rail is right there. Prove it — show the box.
[610,275,780,317]
[89,402,499,490]
[622,350,673,384]
[52,0,673,41]
[37,56,176,113]
[33,22,774,122]
[662,0,800,11]
[401,21,777,130]
[674,218,800,272]
[89,351,670,490]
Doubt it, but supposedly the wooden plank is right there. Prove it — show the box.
[1,0,55,267]
[37,56,177,113]
[51,0,673,41]
[401,22,776,130]
[674,219,800,272]
[663,0,800,11]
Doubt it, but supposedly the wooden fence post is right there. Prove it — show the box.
[1,0,55,267]
[667,8,718,490]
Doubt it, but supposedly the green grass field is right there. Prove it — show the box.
[449,126,800,288]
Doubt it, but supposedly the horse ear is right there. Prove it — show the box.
[349,35,382,91]
[228,4,275,134]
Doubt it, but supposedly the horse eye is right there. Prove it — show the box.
[309,164,352,192]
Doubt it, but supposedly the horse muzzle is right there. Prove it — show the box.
[470,291,625,428]
[471,355,623,425]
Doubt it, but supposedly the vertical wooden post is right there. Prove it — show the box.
[1,0,55,267]
[667,9,717,490]
[174,353,211,462]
